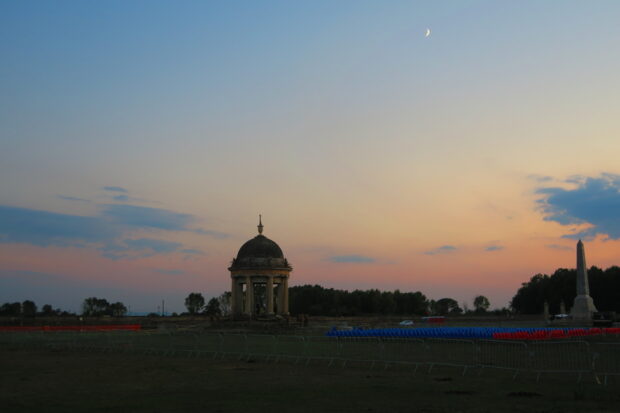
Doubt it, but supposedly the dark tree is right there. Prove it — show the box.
[433,298,461,315]
[204,298,221,316]
[473,295,490,313]
[288,285,429,316]
[0,302,22,316]
[184,292,205,315]
[379,292,397,314]
[511,273,549,314]
[82,297,111,316]
[510,266,620,314]
[109,302,128,317]
[22,300,37,317]
[41,304,55,316]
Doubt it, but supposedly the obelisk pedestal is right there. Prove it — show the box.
[570,240,597,321]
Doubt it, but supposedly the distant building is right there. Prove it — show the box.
[228,216,291,317]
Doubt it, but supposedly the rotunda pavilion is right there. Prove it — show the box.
[228,216,291,317]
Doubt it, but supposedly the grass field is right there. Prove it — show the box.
[2,346,620,413]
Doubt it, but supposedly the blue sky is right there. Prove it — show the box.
[1,1,620,312]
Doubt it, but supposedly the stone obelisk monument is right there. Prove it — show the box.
[570,239,597,320]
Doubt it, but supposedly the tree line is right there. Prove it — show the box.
[0,301,74,317]
[81,297,128,317]
[1,291,495,318]
[182,292,230,316]
[177,288,496,317]
[288,285,495,316]
[11,264,618,319]
[289,285,429,316]
[510,265,620,314]
[0,294,229,318]
[0,298,128,318]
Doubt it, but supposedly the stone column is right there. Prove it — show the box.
[234,281,243,314]
[245,276,253,316]
[282,276,289,315]
[277,279,285,315]
[266,276,274,315]
[230,275,237,314]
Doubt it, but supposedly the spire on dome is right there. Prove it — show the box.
[258,214,263,235]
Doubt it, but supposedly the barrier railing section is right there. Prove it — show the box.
[529,341,592,378]
[2,332,620,381]
[476,340,529,378]
[591,343,620,385]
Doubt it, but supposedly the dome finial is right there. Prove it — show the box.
[258,214,263,235]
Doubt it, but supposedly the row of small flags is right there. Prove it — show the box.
[327,326,620,340]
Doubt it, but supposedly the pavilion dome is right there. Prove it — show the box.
[228,216,291,270]
[236,234,284,259]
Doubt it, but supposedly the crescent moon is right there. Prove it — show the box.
[425,28,431,37]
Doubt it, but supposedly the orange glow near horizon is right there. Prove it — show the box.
[2,2,620,313]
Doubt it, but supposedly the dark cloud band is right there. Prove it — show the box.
[329,254,375,263]
[537,173,620,240]
[103,186,128,193]
[0,202,221,260]
[424,245,457,255]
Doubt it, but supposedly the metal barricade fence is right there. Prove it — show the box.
[304,336,341,364]
[476,340,529,377]
[271,335,306,362]
[163,332,199,357]
[592,343,620,385]
[246,334,278,360]
[426,338,476,374]
[194,333,221,357]
[137,331,173,355]
[528,341,592,381]
[219,333,248,359]
[4,331,620,381]
[381,338,427,370]
[335,337,381,366]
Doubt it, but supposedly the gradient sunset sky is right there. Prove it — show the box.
[1,1,619,313]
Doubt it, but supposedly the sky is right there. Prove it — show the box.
[1,1,620,313]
